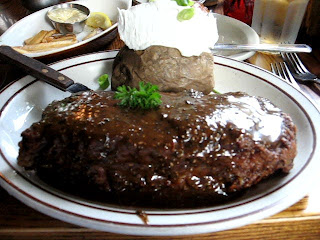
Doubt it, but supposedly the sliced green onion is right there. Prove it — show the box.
[175,0,189,6]
[98,74,110,90]
[212,89,221,94]
[177,8,195,21]
[175,0,194,6]
[188,0,195,6]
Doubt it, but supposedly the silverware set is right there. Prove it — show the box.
[281,52,320,85]
[270,52,320,91]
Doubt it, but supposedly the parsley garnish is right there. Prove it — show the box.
[114,82,162,110]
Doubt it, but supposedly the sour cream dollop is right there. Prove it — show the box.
[118,0,219,57]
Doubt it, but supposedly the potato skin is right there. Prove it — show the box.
[112,46,215,94]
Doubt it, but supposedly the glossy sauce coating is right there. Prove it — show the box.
[49,91,284,150]
[18,91,296,207]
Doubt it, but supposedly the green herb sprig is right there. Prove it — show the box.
[114,82,162,110]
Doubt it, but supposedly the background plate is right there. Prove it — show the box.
[0,51,319,236]
[0,0,131,62]
[213,13,260,61]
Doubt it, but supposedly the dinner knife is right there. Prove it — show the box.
[211,43,312,53]
[0,45,90,93]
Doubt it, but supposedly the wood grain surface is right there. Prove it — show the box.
[1,183,320,240]
[1,1,320,239]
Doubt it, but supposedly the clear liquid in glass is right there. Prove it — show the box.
[251,0,309,44]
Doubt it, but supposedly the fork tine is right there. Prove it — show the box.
[275,62,286,80]
[288,53,304,74]
[280,62,301,90]
[271,62,286,80]
[278,62,289,82]
[281,52,300,74]
[291,52,309,73]
[270,63,277,75]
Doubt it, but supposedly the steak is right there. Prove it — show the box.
[18,91,297,207]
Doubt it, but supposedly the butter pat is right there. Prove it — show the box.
[48,7,87,24]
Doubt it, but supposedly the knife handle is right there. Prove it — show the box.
[0,45,74,91]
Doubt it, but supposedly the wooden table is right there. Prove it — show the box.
[1,1,320,239]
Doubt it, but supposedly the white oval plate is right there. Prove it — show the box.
[0,0,131,58]
[0,51,319,236]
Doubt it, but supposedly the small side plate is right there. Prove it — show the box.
[0,0,131,61]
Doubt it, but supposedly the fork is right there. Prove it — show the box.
[270,62,301,90]
[281,52,320,85]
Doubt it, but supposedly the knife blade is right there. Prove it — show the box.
[211,43,312,53]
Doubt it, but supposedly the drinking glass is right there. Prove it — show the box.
[251,0,310,44]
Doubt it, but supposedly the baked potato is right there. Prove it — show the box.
[112,45,215,94]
